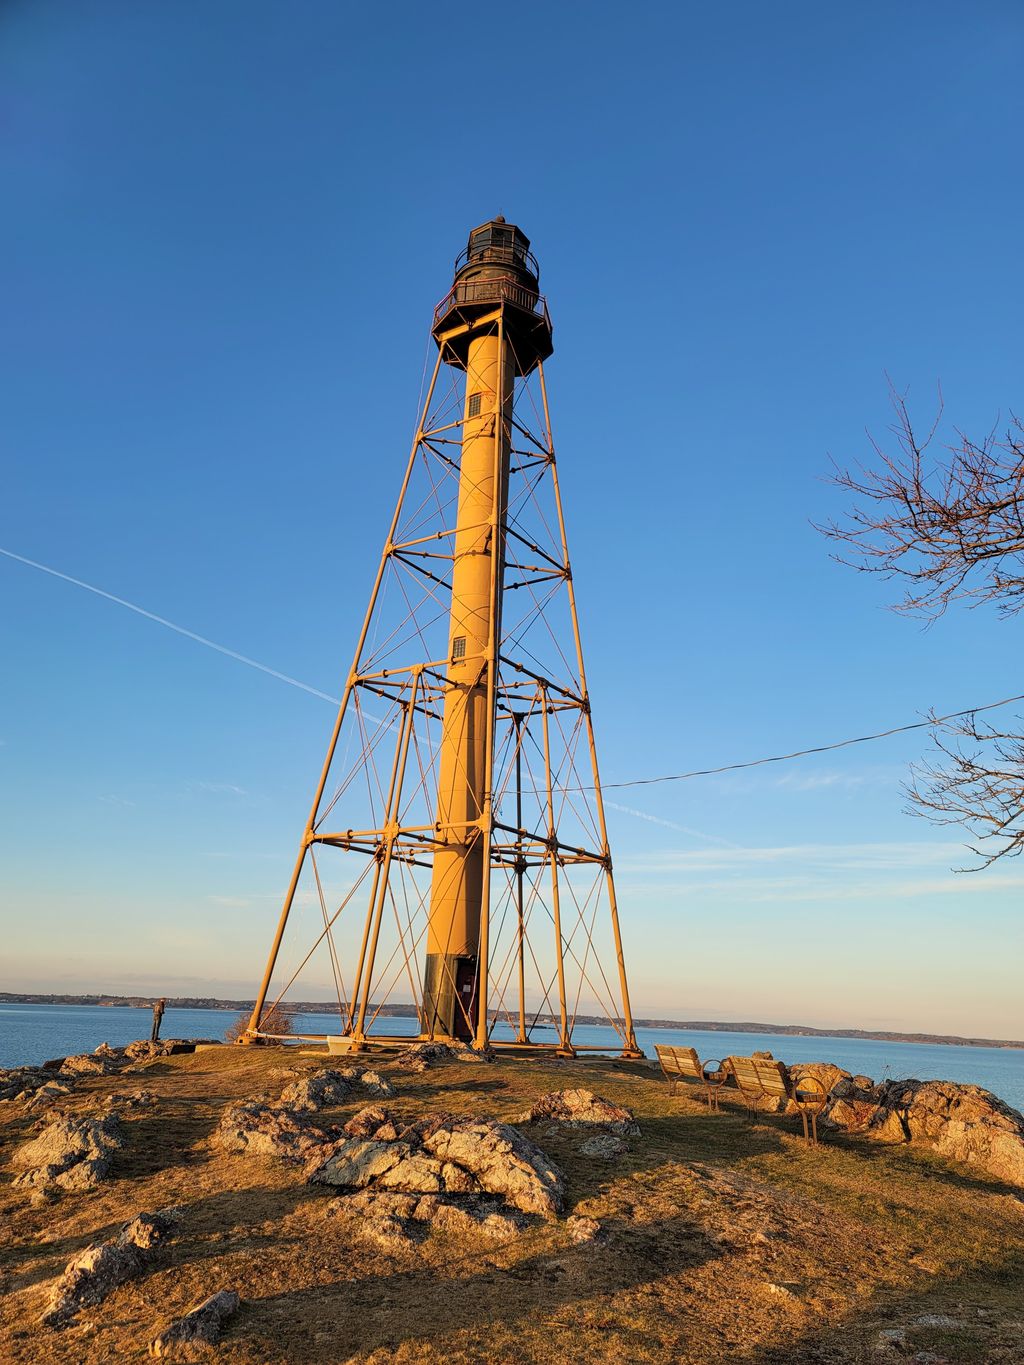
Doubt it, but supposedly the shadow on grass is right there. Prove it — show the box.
[821,1130,1024,1203]
[233,1207,723,1362]
[115,1110,222,1180]
[168,1178,319,1266]
[0,1213,132,1295]
[741,1250,1024,1364]
[408,1075,512,1100]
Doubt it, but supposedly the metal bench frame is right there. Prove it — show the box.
[655,1044,728,1110]
[726,1055,829,1146]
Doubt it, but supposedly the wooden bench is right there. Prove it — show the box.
[654,1044,727,1110]
[726,1054,829,1145]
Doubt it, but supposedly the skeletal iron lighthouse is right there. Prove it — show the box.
[246,219,640,1057]
[423,221,550,1039]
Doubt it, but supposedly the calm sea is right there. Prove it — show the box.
[1,1005,1021,1113]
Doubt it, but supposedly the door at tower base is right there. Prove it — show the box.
[422,952,478,1041]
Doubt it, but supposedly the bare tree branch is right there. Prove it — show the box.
[818,383,1024,619]
[820,385,1024,868]
[906,711,1024,869]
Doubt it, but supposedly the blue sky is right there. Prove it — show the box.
[2,2,1022,1037]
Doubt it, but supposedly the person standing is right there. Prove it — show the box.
[151,997,166,1043]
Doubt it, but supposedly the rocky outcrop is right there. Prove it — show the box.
[124,1038,222,1060]
[0,1067,77,1104]
[392,1042,458,1071]
[347,1067,397,1096]
[279,1069,353,1111]
[24,1078,76,1111]
[42,1211,176,1328]
[214,1069,400,1163]
[42,1039,221,1074]
[278,1066,396,1111]
[309,1112,564,1219]
[824,1077,1024,1185]
[788,1062,851,1097]
[11,1112,123,1193]
[213,1099,333,1163]
[420,1116,564,1216]
[310,1137,415,1187]
[60,1048,131,1076]
[343,1104,399,1139]
[329,1188,524,1247]
[149,1289,240,1356]
[515,1088,640,1137]
[392,1041,493,1071]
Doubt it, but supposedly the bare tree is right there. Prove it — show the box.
[820,385,1024,866]
[225,1003,294,1042]
[908,712,1024,868]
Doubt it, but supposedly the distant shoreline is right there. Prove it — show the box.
[2,992,1021,1050]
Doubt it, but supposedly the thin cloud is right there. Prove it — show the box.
[618,841,963,875]
[604,800,738,847]
[202,851,282,861]
[772,770,870,792]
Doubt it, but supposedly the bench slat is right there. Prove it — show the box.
[655,1044,703,1079]
[753,1058,793,1098]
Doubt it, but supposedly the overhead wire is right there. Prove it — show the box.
[594,693,1024,791]
[3,543,1022,792]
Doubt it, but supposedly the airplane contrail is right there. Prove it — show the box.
[0,546,342,706]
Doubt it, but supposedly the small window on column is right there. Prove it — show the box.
[467,392,482,418]
[452,637,466,661]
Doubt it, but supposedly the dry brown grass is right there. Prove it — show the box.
[1,1047,1022,1363]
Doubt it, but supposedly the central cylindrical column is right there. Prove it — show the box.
[422,330,513,1039]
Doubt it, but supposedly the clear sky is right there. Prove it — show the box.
[2,2,1022,1038]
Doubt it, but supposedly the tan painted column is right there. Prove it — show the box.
[422,330,512,1038]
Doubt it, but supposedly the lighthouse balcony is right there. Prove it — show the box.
[433,273,550,331]
[432,274,553,374]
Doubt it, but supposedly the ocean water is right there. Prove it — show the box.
[1,1004,1021,1113]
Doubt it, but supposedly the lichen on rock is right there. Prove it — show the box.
[392,1042,459,1071]
[335,1186,524,1245]
[308,1111,564,1222]
[343,1104,398,1139]
[279,1069,353,1111]
[342,1066,397,1097]
[420,1115,565,1216]
[11,1112,123,1193]
[213,1099,334,1163]
[392,1041,492,1071]
[309,1137,413,1187]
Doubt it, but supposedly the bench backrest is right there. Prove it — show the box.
[727,1055,764,1095]
[753,1057,794,1099]
[654,1044,703,1080]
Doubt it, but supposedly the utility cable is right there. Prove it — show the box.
[3,543,1021,790]
[598,694,1024,791]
